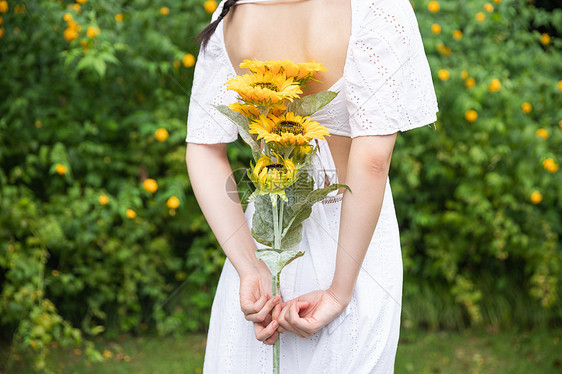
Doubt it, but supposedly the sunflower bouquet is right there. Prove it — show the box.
[216,59,348,374]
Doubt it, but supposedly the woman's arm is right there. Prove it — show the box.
[329,133,397,303]
[186,142,259,276]
[277,134,397,337]
[186,143,281,344]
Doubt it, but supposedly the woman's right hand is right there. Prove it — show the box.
[239,261,281,345]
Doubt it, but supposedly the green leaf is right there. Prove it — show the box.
[214,105,261,158]
[291,183,350,213]
[251,194,274,246]
[256,249,304,276]
[286,91,339,117]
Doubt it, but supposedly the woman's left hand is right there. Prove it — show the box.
[276,289,347,338]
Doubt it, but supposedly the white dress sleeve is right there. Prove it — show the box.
[185,3,239,144]
[345,0,439,137]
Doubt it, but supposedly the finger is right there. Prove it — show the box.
[241,294,268,317]
[278,302,301,335]
[272,304,281,322]
[287,301,313,338]
[246,296,281,323]
[264,331,279,345]
[255,319,279,342]
[297,301,311,310]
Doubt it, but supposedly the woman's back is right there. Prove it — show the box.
[224,0,353,182]
[224,0,351,96]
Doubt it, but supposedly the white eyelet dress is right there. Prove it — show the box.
[185,0,439,373]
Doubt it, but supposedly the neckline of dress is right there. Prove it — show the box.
[219,0,353,92]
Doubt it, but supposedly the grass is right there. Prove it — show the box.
[1,328,561,373]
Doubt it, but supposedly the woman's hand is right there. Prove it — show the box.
[239,262,281,345]
[276,289,347,338]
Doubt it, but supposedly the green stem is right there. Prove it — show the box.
[272,272,280,374]
[271,195,282,374]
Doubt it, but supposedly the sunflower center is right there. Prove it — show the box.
[266,163,285,172]
[272,121,305,136]
[266,163,287,182]
[251,82,279,92]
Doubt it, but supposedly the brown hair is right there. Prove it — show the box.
[197,0,240,49]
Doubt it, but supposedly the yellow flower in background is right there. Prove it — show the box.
[250,112,329,146]
[14,4,25,14]
[102,349,113,359]
[476,12,486,22]
[55,163,67,175]
[204,0,217,14]
[0,1,8,13]
[465,110,478,123]
[155,128,169,142]
[530,191,542,205]
[521,102,532,114]
[483,3,494,12]
[0,16,3,25]
[160,7,169,16]
[431,23,441,34]
[453,30,463,40]
[249,154,298,201]
[557,80,562,91]
[438,69,450,81]
[488,78,501,92]
[540,33,550,45]
[64,28,79,42]
[143,178,158,193]
[542,158,559,173]
[71,3,81,12]
[535,128,548,139]
[465,77,476,88]
[461,70,468,80]
[167,196,180,209]
[182,53,195,67]
[226,71,302,105]
[436,43,451,57]
[428,1,440,13]
[63,13,73,22]
[77,0,87,4]
[126,209,137,219]
[87,26,100,38]
[173,60,180,68]
[98,194,109,205]
[493,0,501,3]
[115,13,123,22]
[0,27,4,39]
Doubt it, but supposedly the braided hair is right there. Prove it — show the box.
[198,0,240,49]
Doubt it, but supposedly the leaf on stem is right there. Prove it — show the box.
[256,249,304,277]
[286,91,339,117]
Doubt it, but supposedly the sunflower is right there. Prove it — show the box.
[248,154,298,203]
[229,103,261,120]
[249,112,329,146]
[229,102,287,120]
[240,59,327,83]
[226,71,302,105]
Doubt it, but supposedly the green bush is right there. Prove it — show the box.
[0,0,560,372]
[0,0,228,371]
[394,0,561,329]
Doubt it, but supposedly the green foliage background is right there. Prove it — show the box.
[0,0,560,372]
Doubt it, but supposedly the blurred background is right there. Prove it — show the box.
[0,0,560,373]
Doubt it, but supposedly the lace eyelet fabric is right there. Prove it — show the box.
[187,0,438,372]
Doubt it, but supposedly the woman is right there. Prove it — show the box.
[185,0,438,372]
